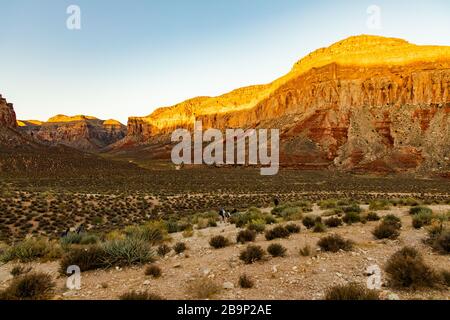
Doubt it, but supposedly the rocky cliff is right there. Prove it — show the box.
[19,115,127,152]
[119,35,450,173]
[0,94,17,129]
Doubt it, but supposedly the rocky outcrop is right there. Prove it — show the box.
[19,115,127,152]
[0,95,17,128]
[119,35,450,173]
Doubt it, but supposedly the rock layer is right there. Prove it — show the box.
[119,35,450,173]
[0,94,17,129]
[19,115,127,152]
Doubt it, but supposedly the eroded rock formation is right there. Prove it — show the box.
[0,94,17,129]
[119,35,450,173]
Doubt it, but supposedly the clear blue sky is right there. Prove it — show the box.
[1,0,449,124]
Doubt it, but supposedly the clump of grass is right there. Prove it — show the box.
[145,264,162,278]
[102,238,155,267]
[267,243,287,257]
[119,291,164,300]
[385,247,440,289]
[430,230,450,254]
[366,212,381,221]
[59,246,107,273]
[0,273,55,300]
[412,211,433,229]
[285,223,301,234]
[173,242,187,254]
[324,217,343,228]
[1,238,61,263]
[325,283,379,300]
[247,220,266,233]
[157,244,171,257]
[372,222,400,240]
[302,215,318,229]
[342,212,360,225]
[409,206,433,216]
[239,274,254,289]
[299,245,313,257]
[317,234,353,252]
[187,277,221,299]
[313,222,326,233]
[239,245,265,264]
[10,265,31,277]
[369,200,391,211]
[265,226,290,241]
[236,229,257,244]
[318,199,337,210]
[440,270,450,287]
[382,214,402,229]
[209,235,230,249]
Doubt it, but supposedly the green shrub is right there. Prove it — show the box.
[366,212,381,221]
[385,247,439,288]
[265,226,290,240]
[238,274,254,289]
[372,222,400,240]
[382,214,402,229]
[313,222,326,233]
[119,290,164,300]
[173,242,187,254]
[236,229,257,243]
[343,212,360,225]
[318,199,337,210]
[412,212,433,229]
[60,232,83,246]
[1,238,60,263]
[302,215,317,229]
[317,234,353,252]
[341,204,362,213]
[239,245,265,264]
[80,234,99,245]
[247,220,266,233]
[324,217,342,228]
[325,283,379,300]
[145,264,162,278]
[431,230,450,254]
[0,273,55,300]
[10,265,31,277]
[369,200,390,211]
[102,238,155,267]
[267,243,287,257]
[209,235,230,249]
[409,206,433,216]
[59,246,107,273]
[285,223,301,234]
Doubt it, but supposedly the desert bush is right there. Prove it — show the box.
[431,230,450,254]
[59,246,107,273]
[343,212,360,225]
[318,199,337,210]
[302,215,317,229]
[239,245,265,264]
[157,244,171,257]
[267,243,287,257]
[441,270,450,287]
[299,245,313,257]
[313,222,326,233]
[409,206,432,216]
[102,238,155,267]
[265,226,290,240]
[1,238,60,263]
[317,234,353,252]
[145,264,162,278]
[119,290,164,300]
[60,232,83,246]
[372,222,400,240]
[369,200,390,211]
[0,272,55,300]
[187,277,221,299]
[126,224,165,244]
[10,265,31,277]
[80,234,99,245]
[247,220,266,233]
[341,204,362,213]
[238,274,254,289]
[209,235,230,249]
[236,229,257,244]
[366,212,381,221]
[173,242,187,254]
[324,217,343,228]
[385,247,439,288]
[325,283,379,300]
[412,211,433,229]
[285,223,301,234]
[382,214,402,230]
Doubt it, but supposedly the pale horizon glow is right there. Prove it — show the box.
[0,0,449,124]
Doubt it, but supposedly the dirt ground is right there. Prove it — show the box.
[0,205,449,300]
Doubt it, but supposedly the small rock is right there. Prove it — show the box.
[143,280,151,285]
[223,281,234,290]
[272,266,278,273]
[173,263,182,268]
[202,268,211,276]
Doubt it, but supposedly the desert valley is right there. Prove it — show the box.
[0,35,449,301]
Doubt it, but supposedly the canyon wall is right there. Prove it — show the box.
[0,94,17,128]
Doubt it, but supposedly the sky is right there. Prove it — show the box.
[0,0,449,124]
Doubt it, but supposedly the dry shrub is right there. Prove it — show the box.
[236,229,257,243]
[267,243,287,257]
[173,242,187,254]
[239,245,265,264]
[325,283,379,300]
[145,264,162,278]
[209,235,230,249]
[119,290,164,300]
[0,272,55,300]
[317,234,353,252]
[265,226,290,241]
[239,274,254,289]
[187,277,221,299]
